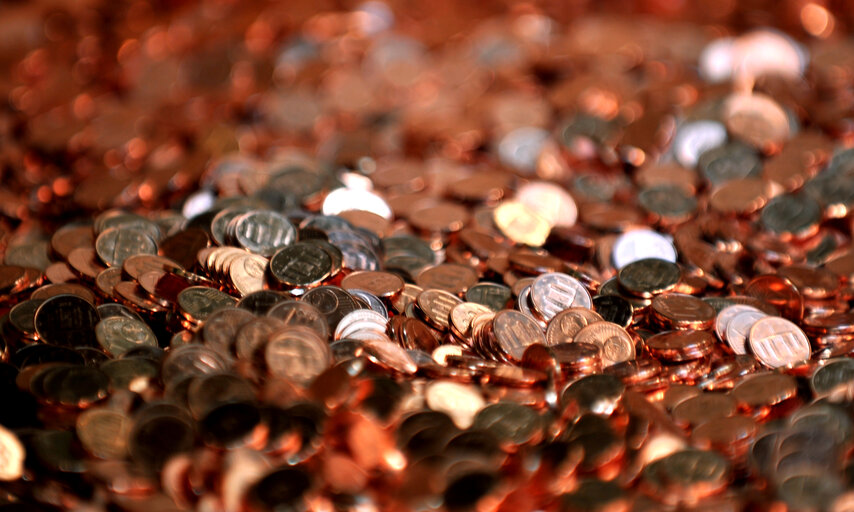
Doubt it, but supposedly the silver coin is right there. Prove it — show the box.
[95,227,158,268]
[725,309,767,355]
[232,210,296,257]
[529,272,592,321]
[321,188,392,220]
[611,229,677,269]
[715,304,762,342]
[334,309,388,340]
[346,289,388,319]
[95,316,158,357]
[497,126,550,174]
[671,119,727,168]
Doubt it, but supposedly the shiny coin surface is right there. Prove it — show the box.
[573,321,636,367]
[748,316,811,368]
[529,272,592,321]
[95,316,158,357]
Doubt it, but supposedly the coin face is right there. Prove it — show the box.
[341,270,404,298]
[34,294,100,348]
[810,358,854,398]
[76,408,132,459]
[545,307,604,345]
[748,316,811,368]
[618,258,681,298]
[177,286,238,323]
[491,310,546,361]
[95,227,158,268]
[715,304,762,342]
[492,200,551,247]
[269,242,332,289]
[573,321,635,367]
[529,272,592,321]
[415,264,478,295]
[417,289,463,330]
[95,316,158,357]
[233,210,296,256]
[465,283,512,312]
[229,254,268,296]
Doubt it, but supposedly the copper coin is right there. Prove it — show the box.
[415,263,478,295]
[777,264,841,300]
[650,293,716,330]
[726,309,768,355]
[416,289,463,331]
[730,372,797,409]
[264,326,331,386]
[748,316,811,368]
[266,300,330,340]
[177,286,238,323]
[545,307,604,345]
[644,330,715,362]
[158,228,211,270]
[744,274,804,321]
[50,224,95,261]
[671,393,737,428]
[491,310,546,362]
[341,270,405,298]
[67,247,108,281]
[573,321,635,367]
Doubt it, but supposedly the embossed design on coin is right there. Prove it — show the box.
[492,310,546,361]
[573,321,635,367]
[417,289,463,330]
[95,227,158,268]
[545,307,604,345]
[233,210,296,256]
[618,258,681,298]
[34,294,100,348]
[530,272,592,321]
[269,242,332,289]
[95,316,158,357]
[177,286,238,323]
[748,316,811,368]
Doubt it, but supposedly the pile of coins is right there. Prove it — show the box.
[4,0,854,510]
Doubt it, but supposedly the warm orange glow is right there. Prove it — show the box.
[801,3,834,38]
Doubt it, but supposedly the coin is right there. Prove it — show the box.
[415,263,478,295]
[341,270,405,298]
[177,286,238,323]
[417,289,463,330]
[611,229,677,269]
[95,316,158,357]
[492,310,546,362]
[618,258,681,298]
[425,381,485,429]
[748,316,811,368]
[268,241,332,290]
[34,294,99,348]
[265,327,331,385]
[232,210,296,256]
[266,300,330,340]
[529,272,592,321]
[573,321,635,367]
[95,227,158,268]
[545,307,604,345]
[76,408,132,459]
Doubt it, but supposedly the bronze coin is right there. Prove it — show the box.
[341,270,405,298]
[545,307,604,345]
[491,310,546,362]
[416,289,463,331]
[744,274,804,321]
[415,263,478,295]
[650,293,716,330]
[573,321,636,367]
[158,228,211,270]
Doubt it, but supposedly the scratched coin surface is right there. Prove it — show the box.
[573,321,636,367]
[95,227,158,268]
[529,272,592,321]
[545,307,604,345]
[233,210,296,257]
[491,310,546,361]
[748,316,811,368]
[95,316,158,357]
